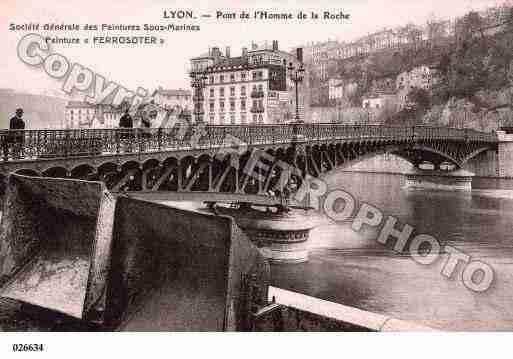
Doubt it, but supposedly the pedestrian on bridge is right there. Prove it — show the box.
[119,108,133,129]
[5,108,26,159]
[118,107,134,152]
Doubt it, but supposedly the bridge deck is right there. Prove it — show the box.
[0,125,498,165]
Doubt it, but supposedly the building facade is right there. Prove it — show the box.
[64,101,122,128]
[396,65,436,109]
[190,41,307,125]
[328,78,344,103]
[362,93,397,110]
[151,87,192,111]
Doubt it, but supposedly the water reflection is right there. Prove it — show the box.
[271,172,513,331]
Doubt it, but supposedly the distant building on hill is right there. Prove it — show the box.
[362,91,398,111]
[328,79,344,102]
[396,65,436,109]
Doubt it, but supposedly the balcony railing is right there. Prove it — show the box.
[251,91,265,98]
[250,106,265,113]
[0,126,498,163]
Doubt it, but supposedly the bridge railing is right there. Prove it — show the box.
[0,125,498,162]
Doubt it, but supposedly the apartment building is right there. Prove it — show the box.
[190,40,307,125]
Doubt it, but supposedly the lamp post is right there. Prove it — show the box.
[190,71,208,124]
[281,55,306,209]
[287,61,305,123]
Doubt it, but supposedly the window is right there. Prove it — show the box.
[241,114,247,124]
[219,101,225,111]
[230,101,235,111]
[219,115,225,125]
[241,99,246,110]
[253,114,258,123]
[258,114,263,124]
[210,88,214,97]
[252,72,257,80]
[240,86,246,96]
[230,74,235,82]
[210,115,215,123]
[241,72,247,80]
[230,114,235,124]
[230,86,235,97]
[209,76,214,84]
[258,84,263,92]
[210,102,215,112]
[219,87,225,97]
[220,75,224,83]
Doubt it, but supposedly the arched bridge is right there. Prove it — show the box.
[0,124,498,197]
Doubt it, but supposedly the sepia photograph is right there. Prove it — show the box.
[1,0,513,356]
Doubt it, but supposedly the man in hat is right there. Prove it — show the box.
[10,108,25,130]
[119,108,133,129]
[118,107,134,152]
[7,108,26,158]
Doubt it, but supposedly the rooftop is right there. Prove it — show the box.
[153,87,191,97]
[65,101,95,108]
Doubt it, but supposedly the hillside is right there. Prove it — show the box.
[0,91,67,129]
[309,7,513,130]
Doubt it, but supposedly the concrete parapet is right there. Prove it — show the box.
[261,286,435,332]
[0,174,269,331]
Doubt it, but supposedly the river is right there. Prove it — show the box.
[271,172,513,331]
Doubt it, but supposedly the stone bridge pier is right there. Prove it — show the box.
[463,130,513,179]
[496,130,513,178]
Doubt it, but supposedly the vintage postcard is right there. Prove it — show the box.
[0,0,512,356]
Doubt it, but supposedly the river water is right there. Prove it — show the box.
[271,172,513,331]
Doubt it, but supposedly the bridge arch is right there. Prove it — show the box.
[42,166,68,178]
[70,164,96,180]
[14,168,41,177]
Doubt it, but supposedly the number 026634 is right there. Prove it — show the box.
[12,344,44,352]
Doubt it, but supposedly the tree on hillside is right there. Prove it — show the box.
[455,11,486,48]
[426,15,448,47]
[385,87,430,126]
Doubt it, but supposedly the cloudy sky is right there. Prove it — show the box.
[0,0,507,95]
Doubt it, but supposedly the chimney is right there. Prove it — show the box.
[212,47,221,63]
[251,42,258,50]
[296,47,303,63]
[225,46,231,58]
[242,47,248,59]
[272,40,279,51]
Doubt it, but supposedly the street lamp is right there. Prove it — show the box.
[190,71,208,124]
[287,61,305,123]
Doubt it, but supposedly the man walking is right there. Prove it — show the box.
[119,108,133,128]
[118,107,133,152]
[8,108,26,159]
